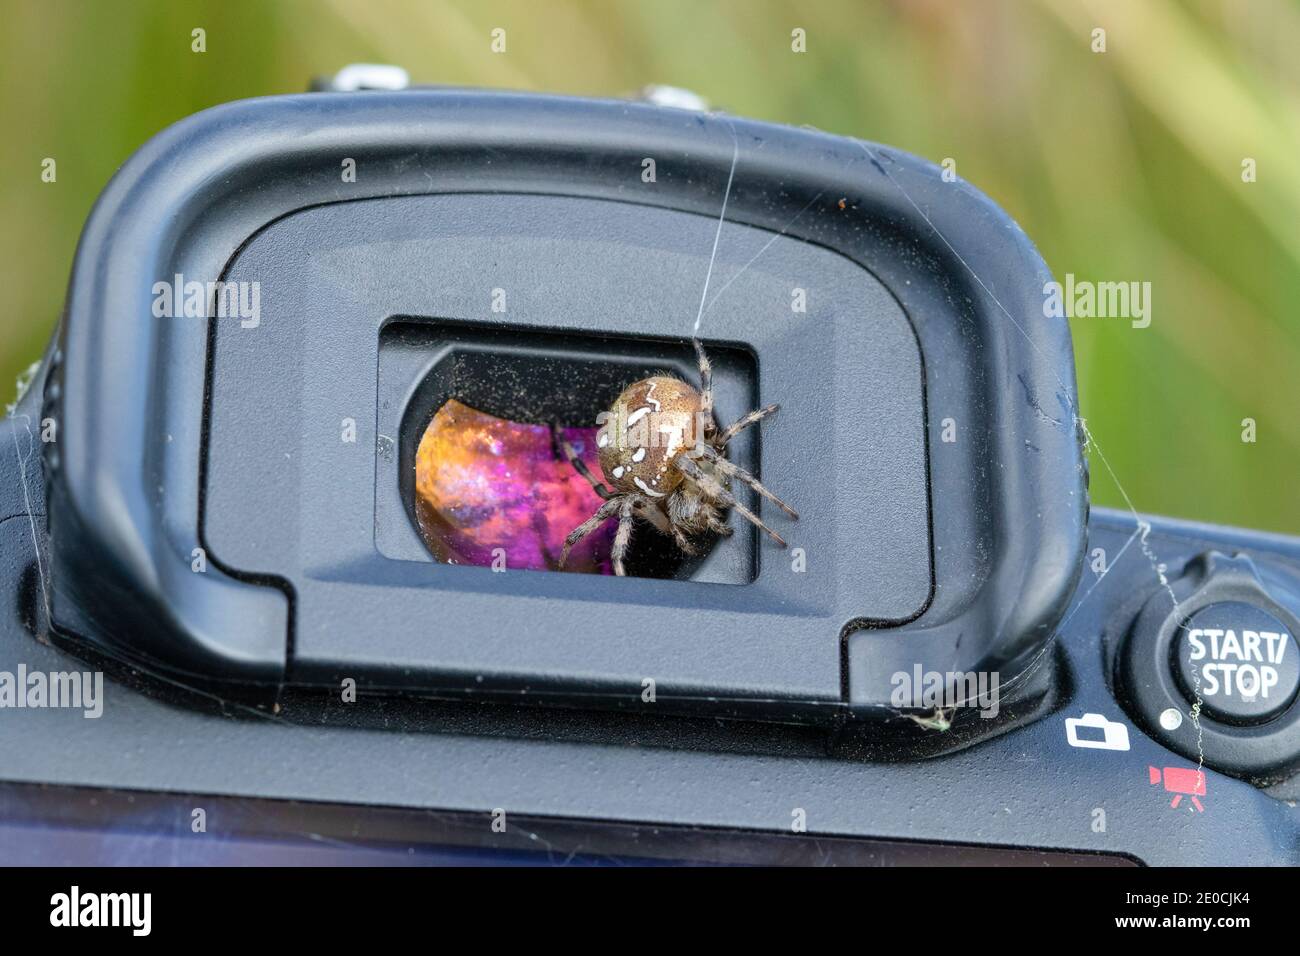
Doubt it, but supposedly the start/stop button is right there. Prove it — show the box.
[1118,550,1300,779]
[1175,602,1300,724]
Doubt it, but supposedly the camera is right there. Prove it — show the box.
[3,80,1298,867]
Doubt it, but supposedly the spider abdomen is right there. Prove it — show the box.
[596,375,702,498]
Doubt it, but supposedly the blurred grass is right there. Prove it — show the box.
[1,0,1296,532]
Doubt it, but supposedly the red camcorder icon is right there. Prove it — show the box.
[1148,765,1206,812]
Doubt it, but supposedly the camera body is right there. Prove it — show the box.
[3,88,1298,864]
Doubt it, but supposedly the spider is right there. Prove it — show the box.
[560,340,797,576]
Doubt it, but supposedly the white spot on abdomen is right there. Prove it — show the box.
[634,477,665,497]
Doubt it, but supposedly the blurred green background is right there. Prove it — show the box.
[3,0,1297,532]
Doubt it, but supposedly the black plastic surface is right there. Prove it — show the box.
[205,193,929,704]
[40,89,1086,712]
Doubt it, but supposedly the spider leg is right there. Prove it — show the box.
[704,509,734,537]
[671,523,700,555]
[691,499,733,538]
[562,441,612,500]
[560,497,622,568]
[675,455,787,548]
[717,403,780,446]
[631,496,674,536]
[610,498,637,576]
[696,444,798,519]
[692,338,716,436]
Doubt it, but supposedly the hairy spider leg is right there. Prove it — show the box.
[696,443,798,519]
[718,403,780,447]
[560,497,621,568]
[704,509,734,537]
[668,517,700,555]
[562,441,612,500]
[630,497,675,536]
[676,455,787,548]
[692,338,716,434]
[610,497,637,576]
